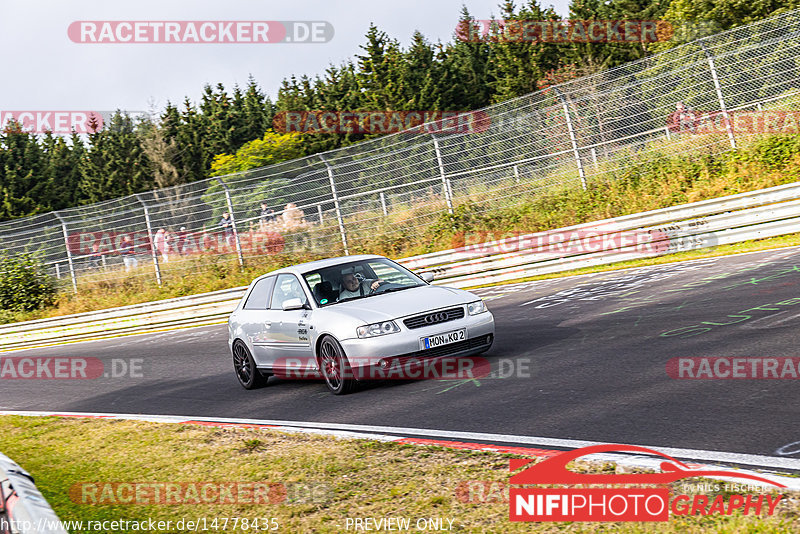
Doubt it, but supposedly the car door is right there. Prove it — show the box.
[268,274,314,370]
[237,276,282,367]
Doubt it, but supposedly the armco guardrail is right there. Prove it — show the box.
[403,181,800,271]
[0,287,246,350]
[1,182,799,351]
[0,453,68,534]
[406,181,800,288]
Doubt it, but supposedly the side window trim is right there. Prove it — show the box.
[270,273,308,311]
[264,276,275,309]
[243,276,276,310]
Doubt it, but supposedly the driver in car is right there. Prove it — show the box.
[339,270,384,300]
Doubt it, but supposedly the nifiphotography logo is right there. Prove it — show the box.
[509,444,784,522]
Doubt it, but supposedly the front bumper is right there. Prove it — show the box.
[339,311,495,370]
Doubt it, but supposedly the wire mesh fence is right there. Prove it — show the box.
[4,10,800,292]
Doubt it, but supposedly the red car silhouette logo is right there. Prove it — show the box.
[510,443,785,487]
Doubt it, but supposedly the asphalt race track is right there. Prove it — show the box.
[3,247,800,462]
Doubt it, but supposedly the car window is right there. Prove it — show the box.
[270,274,307,310]
[368,261,415,285]
[303,258,424,306]
[243,276,275,310]
[305,272,321,288]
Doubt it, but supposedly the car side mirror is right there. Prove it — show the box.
[420,272,435,283]
[282,298,308,311]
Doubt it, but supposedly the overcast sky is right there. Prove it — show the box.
[0,0,570,116]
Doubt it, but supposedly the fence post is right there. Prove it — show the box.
[513,164,519,183]
[317,204,324,224]
[319,154,349,255]
[135,194,162,287]
[52,212,77,294]
[380,192,388,216]
[700,41,737,150]
[214,178,245,269]
[553,86,587,190]
[431,133,454,214]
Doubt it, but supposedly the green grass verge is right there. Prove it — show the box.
[0,416,797,533]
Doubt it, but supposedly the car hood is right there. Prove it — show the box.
[324,285,476,323]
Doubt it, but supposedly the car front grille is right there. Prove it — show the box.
[403,307,465,329]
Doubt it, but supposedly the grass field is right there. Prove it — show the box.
[0,416,797,533]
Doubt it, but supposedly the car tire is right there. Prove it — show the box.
[233,340,269,389]
[319,335,356,395]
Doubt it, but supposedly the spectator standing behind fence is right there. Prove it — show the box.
[260,202,276,230]
[154,228,169,264]
[120,235,137,272]
[220,212,234,248]
[282,202,306,230]
[669,102,698,133]
[89,243,103,270]
[165,230,174,262]
[177,226,188,255]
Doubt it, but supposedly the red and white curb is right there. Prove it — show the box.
[2,410,800,491]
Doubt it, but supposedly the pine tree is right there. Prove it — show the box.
[40,132,85,211]
[0,124,46,218]
[440,7,494,110]
[78,113,152,203]
[401,31,441,110]
[355,24,405,110]
[487,0,560,103]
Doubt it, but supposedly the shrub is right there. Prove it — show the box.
[0,253,57,313]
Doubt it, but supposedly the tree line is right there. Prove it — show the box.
[2,0,796,222]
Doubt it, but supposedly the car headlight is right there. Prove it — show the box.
[467,300,487,315]
[357,321,401,338]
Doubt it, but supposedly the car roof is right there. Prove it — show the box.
[257,254,386,280]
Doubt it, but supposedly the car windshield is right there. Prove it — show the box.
[302,258,426,306]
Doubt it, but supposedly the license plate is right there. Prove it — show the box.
[421,329,466,350]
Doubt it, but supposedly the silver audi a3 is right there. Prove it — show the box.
[228,254,495,394]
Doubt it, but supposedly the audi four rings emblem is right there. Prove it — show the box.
[424,312,448,324]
